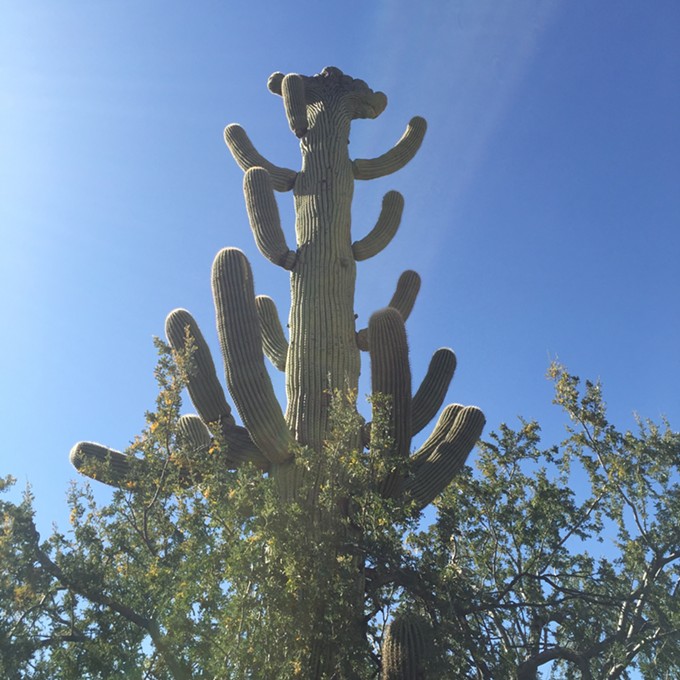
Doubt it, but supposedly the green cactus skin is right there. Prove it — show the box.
[356,270,421,352]
[243,167,296,270]
[281,73,309,138]
[261,68,391,451]
[353,116,427,181]
[368,307,412,497]
[165,308,269,469]
[165,308,236,426]
[352,190,404,262]
[212,247,293,464]
[177,414,212,452]
[388,270,421,321]
[255,295,288,372]
[223,124,297,192]
[407,405,486,510]
[381,613,427,680]
[411,348,456,436]
[69,442,135,488]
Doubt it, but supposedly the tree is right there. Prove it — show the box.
[2,68,679,678]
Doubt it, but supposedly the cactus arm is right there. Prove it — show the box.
[165,307,269,468]
[351,191,404,262]
[212,247,293,464]
[255,295,288,372]
[352,116,427,180]
[177,413,268,471]
[69,442,138,489]
[411,348,457,436]
[369,308,412,497]
[281,74,309,138]
[356,271,421,352]
[243,168,296,270]
[381,613,427,680]
[388,270,421,320]
[165,308,235,426]
[177,414,212,451]
[406,405,485,510]
[224,124,297,192]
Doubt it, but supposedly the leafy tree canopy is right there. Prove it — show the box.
[1,349,678,678]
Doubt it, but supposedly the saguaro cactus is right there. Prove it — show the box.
[69,67,485,676]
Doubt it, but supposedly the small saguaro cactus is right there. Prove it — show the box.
[69,66,485,675]
[381,613,429,680]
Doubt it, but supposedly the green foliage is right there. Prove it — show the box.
[404,363,680,678]
[3,355,680,677]
[1,345,418,678]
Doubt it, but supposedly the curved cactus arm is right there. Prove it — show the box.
[406,405,485,510]
[255,295,288,372]
[69,442,139,489]
[243,167,296,270]
[165,308,269,469]
[176,413,269,471]
[165,308,235,427]
[352,116,427,180]
[411,348,457,436]
[224,124,297,192]
[381,613,427,680]
[281,74,309,138]
[212,247,293,464]
[351,191,404,262]
[388,270,421,320]
[369,308,412,497]
[356,270,421,352]
[177,414,212,451]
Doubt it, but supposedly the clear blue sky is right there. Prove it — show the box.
[2,1,679,540]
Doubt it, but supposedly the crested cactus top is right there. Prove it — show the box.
[267,66,388,127]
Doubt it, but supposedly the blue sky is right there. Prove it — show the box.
[2,1,679,545]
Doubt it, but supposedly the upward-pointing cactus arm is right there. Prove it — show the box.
[352,191,404,262]
[165,308,236,426]
[224,124,297,192]
[212,248,293,464]
[243,167,296,270]
[369,308,412,497]
[281,74,308,138]
[411,348,456,436]
[356,271,421,351]
[165,308,269,469]
[406,404,485,510]
[352,116,427,180]
[255,295,288,372]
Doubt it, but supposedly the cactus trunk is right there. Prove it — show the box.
[287,107,359,450]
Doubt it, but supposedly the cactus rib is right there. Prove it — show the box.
[224,124,297,192]
[353,117,427,180]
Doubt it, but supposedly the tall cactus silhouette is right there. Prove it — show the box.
[69,66,485,676]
